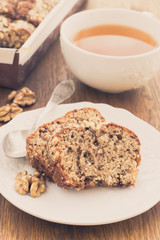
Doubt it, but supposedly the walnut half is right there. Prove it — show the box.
[14,170,46,198]
[14,170,32,195]
[0,103,23,122]
[30,174,46,198]
[8,87,36,106]
[0,87,36,123]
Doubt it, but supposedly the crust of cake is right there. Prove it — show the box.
[51,123,141,190]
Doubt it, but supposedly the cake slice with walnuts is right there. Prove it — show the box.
[51,123,141,190]
[26,108,106,180]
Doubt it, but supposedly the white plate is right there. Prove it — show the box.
[0,102,160,226]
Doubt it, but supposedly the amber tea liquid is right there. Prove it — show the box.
[73,25,157,56]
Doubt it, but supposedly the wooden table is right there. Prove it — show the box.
[0,0,160,239]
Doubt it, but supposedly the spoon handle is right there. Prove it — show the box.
[33,79,75,129]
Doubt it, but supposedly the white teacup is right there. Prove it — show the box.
[60,8,160,93]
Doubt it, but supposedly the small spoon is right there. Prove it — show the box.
[3,80,75,159]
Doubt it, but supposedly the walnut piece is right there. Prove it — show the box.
[11,87,36,106]
[0,104,10,117]
[30,181,45,198]
[8,90,17,101]
[0,87,36,123]
[30,171,46,198]
[15,170,46,198]
[0,103,23,122]
[33,170,40,178]
[14,170,31,195]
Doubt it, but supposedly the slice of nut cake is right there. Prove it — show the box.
[52,123,141,190]
[26,108,105,180]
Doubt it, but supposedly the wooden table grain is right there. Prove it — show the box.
[0,0,160,239]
